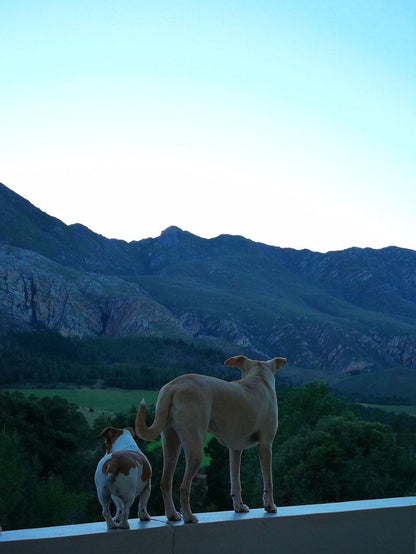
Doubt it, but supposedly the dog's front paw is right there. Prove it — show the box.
[234,503,250,513]
[167,510,182,522]
[183,513,199,523]
[263,490,277,513]
[180,507,199,523]
[264,503,277,513]
[139,509,151,522]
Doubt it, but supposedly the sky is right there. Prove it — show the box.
[1,1,415,253]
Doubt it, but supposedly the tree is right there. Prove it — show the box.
[273,414,416,506]
[0,431,32,528]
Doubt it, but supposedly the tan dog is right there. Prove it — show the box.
[135,355,286,523]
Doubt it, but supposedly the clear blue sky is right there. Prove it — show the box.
[1,0,415,252]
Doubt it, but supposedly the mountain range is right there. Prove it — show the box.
[1,182,415,401]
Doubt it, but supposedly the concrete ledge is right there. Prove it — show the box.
[1,497,416,554]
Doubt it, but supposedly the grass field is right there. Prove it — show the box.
[361,404,416,417]
[5,388,159,424]
[278,365,416,405]
[5,387,158,412]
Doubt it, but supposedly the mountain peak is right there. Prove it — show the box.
[158,226,190,247]
[160,226,185,236]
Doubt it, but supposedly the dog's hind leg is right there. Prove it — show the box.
[99,490,118,529]
[138,481,151,521]
[112,495,123,524]
[258,442,277,513]
[180,442,203,523]
[117,498,133,529]
[229,449,249,513]
[161,426,182,521]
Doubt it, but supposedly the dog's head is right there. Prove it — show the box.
[98,426,140,453]
[224,355,287,377]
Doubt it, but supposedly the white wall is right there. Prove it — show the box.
[1,498,416,554]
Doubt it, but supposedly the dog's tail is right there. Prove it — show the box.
[135,386,172,441]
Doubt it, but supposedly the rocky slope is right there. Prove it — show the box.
[1,182,416,376]
[0,245,187,339]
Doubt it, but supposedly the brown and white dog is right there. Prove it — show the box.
[135,355,286,523]
[95,426,152,529]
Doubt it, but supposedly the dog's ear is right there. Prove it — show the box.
[97,426,119,444]
[98,427,121,453]
[266,357,287,372]
[97,427,112,440]
[126,426,140,442]
[224,355,247,370]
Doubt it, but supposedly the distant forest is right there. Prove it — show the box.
[0,331,234,389]
[1,383,416,531]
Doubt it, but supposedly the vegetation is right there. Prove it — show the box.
[4,388,158,419]
[1,382,415,531]
[277,364,416,405]
[0,331,233,389]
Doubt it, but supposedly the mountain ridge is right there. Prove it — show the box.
[1,182,416,391]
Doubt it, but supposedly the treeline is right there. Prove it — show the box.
[1,383,416,531]
[0,331,233,389]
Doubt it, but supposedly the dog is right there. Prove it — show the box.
[135,354,287,523]
[95,426,152,529]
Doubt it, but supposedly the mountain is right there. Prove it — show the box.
[1,182,416,400]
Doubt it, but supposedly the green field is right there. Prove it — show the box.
[278,365,416,404]
[361,404,416,417]
[5,388,159,424]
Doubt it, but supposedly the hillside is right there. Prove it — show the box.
[1,182,416,401]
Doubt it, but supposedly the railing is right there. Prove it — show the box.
[1,497,416,554]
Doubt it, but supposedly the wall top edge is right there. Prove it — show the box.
[2,497,416,543]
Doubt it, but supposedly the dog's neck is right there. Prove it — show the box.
[241,368,276,394]
[111,430,140,453]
